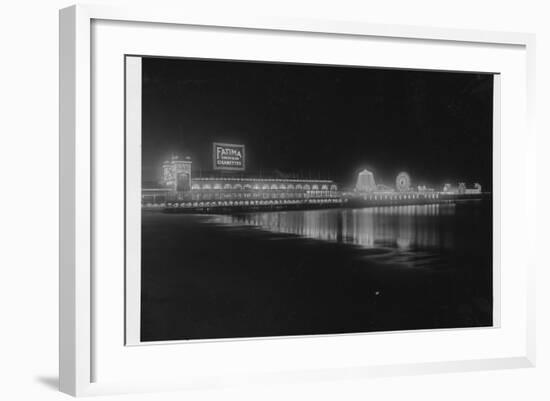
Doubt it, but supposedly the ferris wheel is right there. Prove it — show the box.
[396,172,411,192]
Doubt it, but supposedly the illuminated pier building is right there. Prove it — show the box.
[142,144,485,211]
[142,154,341,210]
[355,169,377,192]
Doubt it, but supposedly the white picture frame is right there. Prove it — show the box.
[59,4,536,397]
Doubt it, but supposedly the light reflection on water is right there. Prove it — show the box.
[214,204,457,251]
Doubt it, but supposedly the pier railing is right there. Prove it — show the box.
[141,191,489,213]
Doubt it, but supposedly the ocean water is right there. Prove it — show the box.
[140,201,493,341]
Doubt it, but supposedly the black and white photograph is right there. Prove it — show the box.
[134,56,494,342]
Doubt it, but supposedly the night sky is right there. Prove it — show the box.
[141,56,494,190]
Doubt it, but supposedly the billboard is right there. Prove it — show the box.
[212,142,246,171]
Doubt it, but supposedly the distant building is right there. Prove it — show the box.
[465,183,482,194]
[443,183,454,193]
[443,182,482,194]
[417,185,434,193]
[355,169,376,192]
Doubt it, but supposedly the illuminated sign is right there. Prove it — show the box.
[213,143,246,171]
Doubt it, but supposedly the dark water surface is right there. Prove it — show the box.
[140,202,493,341]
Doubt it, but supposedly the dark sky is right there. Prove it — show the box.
[141,56,493,190]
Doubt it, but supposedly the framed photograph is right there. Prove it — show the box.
[59,4,536,396]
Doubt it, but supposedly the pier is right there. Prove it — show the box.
[142,155,488,214]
